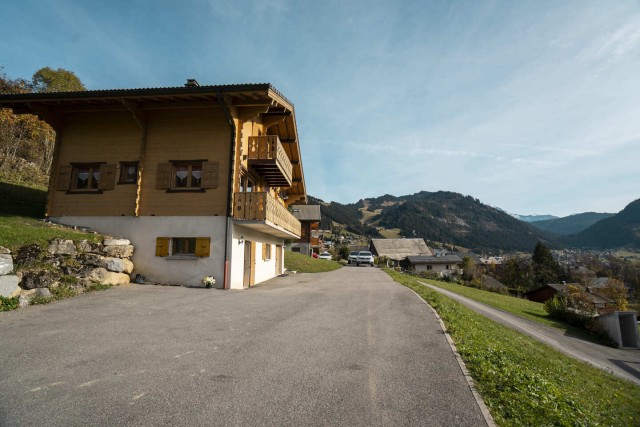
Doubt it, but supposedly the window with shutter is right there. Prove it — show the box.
[195,238,211,257]
[56,165,72,191]
[156,162,173,190]
[67,163,104,192]
[156,237,169,257]
[202,161,219,189]
[99,164,116,190]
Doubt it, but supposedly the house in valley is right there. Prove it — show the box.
[369,238,433,266]
[0,81,306,289]
[402,254,463,277]
[290,205,322,256]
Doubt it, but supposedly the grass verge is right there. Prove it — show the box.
[284,250,342,273]
[386,269,640,426]
[419,277,603,342]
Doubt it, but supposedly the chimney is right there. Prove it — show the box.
[185,79,200,87]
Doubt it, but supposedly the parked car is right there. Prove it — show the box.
[348,251,359,264]
[318,252,332,260]
[356,251,374,266]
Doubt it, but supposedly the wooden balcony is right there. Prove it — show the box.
[233,192,301,238]
[247,135,293,187]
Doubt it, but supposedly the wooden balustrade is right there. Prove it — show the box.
[247,136,293,187]
[234,191,301,237]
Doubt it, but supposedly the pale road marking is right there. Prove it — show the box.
[29,382,65,393]
[366,288,381,425]
[78,379,100,388]
[129,393,145,405]
[174,351,195,358]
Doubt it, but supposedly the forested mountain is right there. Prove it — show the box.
[562,199,640,249]
[530,212,615,235]
[310,191,555,251]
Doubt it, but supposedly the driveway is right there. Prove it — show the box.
[418,281,640,386]
[0,267,487,426]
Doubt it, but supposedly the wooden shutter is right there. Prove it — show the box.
[195,238,211,257]
[56,165,72,191]
[262,243,267,260]
[156,163,173,190]
[155,237,169,257]
[201,161,219,189]
[98,164,116,190]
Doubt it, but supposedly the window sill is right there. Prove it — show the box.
[166,255,198,260]
[165,188,206,193]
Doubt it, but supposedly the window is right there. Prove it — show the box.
[262,243,272,261]
[156,161,219,191]
[74,164,101,190]
[119,162,138,184]
[426,265,433,270]
[174,162,202,188]
[156,237,210,258]
[55,163,116,193]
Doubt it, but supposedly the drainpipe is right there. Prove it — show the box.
[217,90,236,290]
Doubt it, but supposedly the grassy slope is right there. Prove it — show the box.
[386,269,640,426]
[284,250,342,273]
[0,181,101,250]
[420,279,587,332]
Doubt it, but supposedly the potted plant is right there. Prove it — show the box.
[202,276,216,289]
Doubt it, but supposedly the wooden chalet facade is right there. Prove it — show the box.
[290,205,322,256]
[0,82,306,289]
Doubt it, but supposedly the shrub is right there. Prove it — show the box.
[0,295,19,311]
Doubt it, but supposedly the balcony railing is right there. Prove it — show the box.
[233,191,301,238]
[247,135,293,187]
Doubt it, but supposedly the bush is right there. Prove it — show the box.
[0,295,19,311]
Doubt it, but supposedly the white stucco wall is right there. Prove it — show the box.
[50,216,227,287]
[414,264,459,276]
[229,225,284,290]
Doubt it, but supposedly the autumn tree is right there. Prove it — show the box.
[0,66,85,185]
[31,67,85,93]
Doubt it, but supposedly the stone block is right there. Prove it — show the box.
[20,270,59,290]
[103,245,134,258]
[0,275,20,298]
[104,257,125,273]
[35,288,52,298]
[122,259,134,274]
[103,238,131,246]
[88,267,130,285]
[76,240,92,253]
[0,254,13,275]
[48,239,77,256]
[0,246,10,254]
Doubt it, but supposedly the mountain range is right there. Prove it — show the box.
[308,192,639,251]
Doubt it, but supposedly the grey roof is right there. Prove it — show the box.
[0,83,294,106]
[406,255,463,265]
[589,277,610,288]
[481,275,506,290]
[370,238,433,260]
[291,205,321,221]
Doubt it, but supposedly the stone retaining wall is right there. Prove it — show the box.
[0,238,135,307]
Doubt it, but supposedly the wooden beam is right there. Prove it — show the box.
[280,138,296,143]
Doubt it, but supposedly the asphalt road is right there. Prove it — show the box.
[0,267,487,426]
[418,281,640,386]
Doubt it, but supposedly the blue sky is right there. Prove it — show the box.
[1,0,639,217]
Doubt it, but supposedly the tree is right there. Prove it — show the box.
[532,241,563,287]
[31,67,85,93]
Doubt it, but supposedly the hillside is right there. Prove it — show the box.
[530,212,615,235]
[311,191,555,251]
[562,199,640,249]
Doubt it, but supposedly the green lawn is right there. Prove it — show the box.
[419,277,600,340]
[386,269,640,426]
[284,250,342,273]
[0,180,102,250]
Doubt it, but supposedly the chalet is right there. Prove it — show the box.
[525,283,614,310]
[0,81,306,289]
[290,205,321,256]
[369,238,432,266]
[402,254,463,277]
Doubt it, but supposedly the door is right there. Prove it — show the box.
[275,245,283,275]
[243,241,256,288]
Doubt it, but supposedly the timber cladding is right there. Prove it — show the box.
[50,107,231,217]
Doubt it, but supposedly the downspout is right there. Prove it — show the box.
[217,91,236,290]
